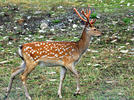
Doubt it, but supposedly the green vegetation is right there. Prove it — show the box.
[91,13,97,18]
[123,18,132,24]
[0,0,133,10]
[52,19,61,23]
[0,0,134,100]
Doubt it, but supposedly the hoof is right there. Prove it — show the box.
[3,96,8,100]
[4,93,8,100]
[26,96,32,100]
[73,92,80,96]
[58,94,62,98]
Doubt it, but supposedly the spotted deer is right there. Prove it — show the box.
[5,7,101,100]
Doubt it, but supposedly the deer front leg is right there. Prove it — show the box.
[68,65,80,96]
[58,66,67,98]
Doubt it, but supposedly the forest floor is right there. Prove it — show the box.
[0,0,134,100]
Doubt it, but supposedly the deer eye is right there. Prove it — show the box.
[94,29,97,31]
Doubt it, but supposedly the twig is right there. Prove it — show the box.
[0,60,9,64]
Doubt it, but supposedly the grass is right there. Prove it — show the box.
[0,0,134,10]
[0,0,134,100]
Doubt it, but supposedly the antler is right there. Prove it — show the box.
[74,6,96,27]
[73,8,87,22]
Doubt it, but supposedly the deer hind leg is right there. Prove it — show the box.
[5,61,26,99]
[67,64,80,96]
[58,66,67,98]
[20,63,36,100]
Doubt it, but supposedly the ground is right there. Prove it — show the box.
[0,0,134,100]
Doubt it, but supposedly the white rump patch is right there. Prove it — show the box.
[18,47,22,57]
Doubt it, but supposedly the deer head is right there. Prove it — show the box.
[74,7,101,36]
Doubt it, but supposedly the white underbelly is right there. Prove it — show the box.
[38,60,63,67]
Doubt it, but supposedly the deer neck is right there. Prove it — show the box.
[77,26,92,55]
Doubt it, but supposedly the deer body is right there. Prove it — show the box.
[5,7,101,100]
[21,41,79,67]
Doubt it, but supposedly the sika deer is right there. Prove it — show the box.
[5,7,101,100]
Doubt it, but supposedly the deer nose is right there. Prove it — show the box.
[97,32,102,37]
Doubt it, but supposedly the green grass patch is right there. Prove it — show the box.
[52,19,61,23]
[0,0,134,100]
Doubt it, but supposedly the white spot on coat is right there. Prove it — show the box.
[72,49,75,51]
[55,54,58,57]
